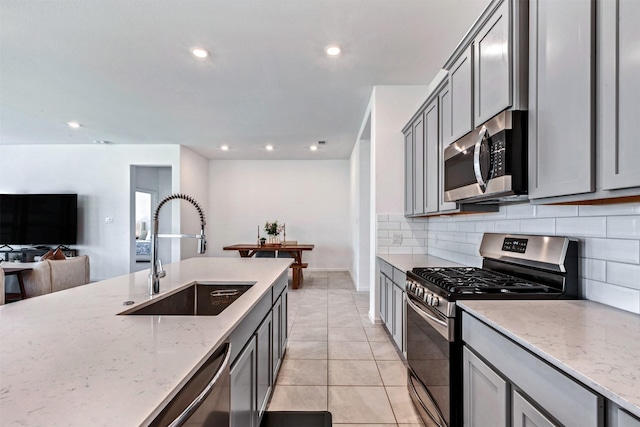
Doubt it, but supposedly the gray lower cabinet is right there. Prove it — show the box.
[463,346,508,427]
[512,390,557,427]
[377,258,406,355]
[462,312,604,427]
[392,283,404,351]
[609,403,640,427]
[528,0,595,200]
[256,313,272,417]
[230,274,288,427]
[230,336,257,427]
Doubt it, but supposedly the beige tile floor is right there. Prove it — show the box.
[267,271,423,427]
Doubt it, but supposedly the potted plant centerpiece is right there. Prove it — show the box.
[264,220,284,245]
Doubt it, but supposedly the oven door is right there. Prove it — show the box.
[406,294,454,427]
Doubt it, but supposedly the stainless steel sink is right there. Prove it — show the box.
[120,282,255,316]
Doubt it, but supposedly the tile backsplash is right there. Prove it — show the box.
[377,202,640,314]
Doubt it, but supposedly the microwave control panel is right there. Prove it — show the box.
[490,138,506,178]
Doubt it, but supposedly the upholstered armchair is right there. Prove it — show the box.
[22,256,90,298]
[0,266,5,305]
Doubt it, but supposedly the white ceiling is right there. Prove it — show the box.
[0,0,490,160]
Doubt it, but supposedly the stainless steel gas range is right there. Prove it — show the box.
[405,233,579,427]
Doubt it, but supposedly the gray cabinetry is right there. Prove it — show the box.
[413,115,425,215]
[473,0,511,126]
[229,272,288,427]
[256,313,272,417]
[528,0,595,199]
[404,128,414,216]
[463,346,508,427]
[447,45,474,145]
[377,258,406,355]
[437,82,459,213]
[512,390,557,427]
[609,403,640,427]
[462,312,604,427]
[424,98,439,214]
[230,336,257,427]
[600,0,640,191]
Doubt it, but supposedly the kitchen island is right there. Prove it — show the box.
[0,257,291,426]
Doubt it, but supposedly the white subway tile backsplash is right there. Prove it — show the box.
[388,246,413,255]
[377,203,640,313]
[475,222,496,233]
[579,203,640,217]
[506,203,536,219]
[607,216,640,239]
[494,220,521,233]
[536,205,579,218]
[582,238,640,263]
[556,217,607,238]
[519,218,556,235]
[607,262,640,290]
[581,258,607,282]
[378,222,401,230]
[584,279,640,314]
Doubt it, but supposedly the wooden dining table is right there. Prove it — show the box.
[222,244,314,289]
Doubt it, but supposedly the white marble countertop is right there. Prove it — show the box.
[0,257,291,426]
[458,300,640,418]
[376,254,463,272]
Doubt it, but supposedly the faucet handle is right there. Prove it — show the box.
[157,259,167,278]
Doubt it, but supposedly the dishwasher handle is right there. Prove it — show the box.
[168,342,232,427]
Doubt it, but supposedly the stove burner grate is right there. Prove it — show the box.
[411,267,553,294]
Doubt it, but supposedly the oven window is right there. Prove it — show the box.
[406,301,450,426]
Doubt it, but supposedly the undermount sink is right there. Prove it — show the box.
[119,282,255,316]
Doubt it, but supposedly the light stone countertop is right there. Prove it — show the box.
[0,257,291,426]
[458,299,640,419]
[376,254,463,272]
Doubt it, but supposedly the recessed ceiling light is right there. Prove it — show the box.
[190,47,209,59]
[325,44,341,56]
[93,140,111,144]
[67,121,81,128]
[310,145,318,151]
[221,145,229,151]
[265,145,274,151]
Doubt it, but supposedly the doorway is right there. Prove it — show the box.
[130,166,172,273]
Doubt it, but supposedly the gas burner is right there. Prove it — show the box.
[410,267,553,294]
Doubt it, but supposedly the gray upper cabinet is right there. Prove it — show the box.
[413,115,425,215]
[600,0,640,191]
[446,45,474,145]
[424,98,440,214]
[438,83,459,212]
[528,0,595,200]
[473,0,511,126]
[404,128,414,216]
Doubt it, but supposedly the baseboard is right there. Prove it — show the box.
[368,311,383,325]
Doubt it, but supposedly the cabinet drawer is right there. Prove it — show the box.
[462,312,603,427]
[393,268,406,288]
[378,258,393,279]
[272,271,287,304]
[230,292,271,363]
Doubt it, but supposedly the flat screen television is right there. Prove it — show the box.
[0,194,78,245]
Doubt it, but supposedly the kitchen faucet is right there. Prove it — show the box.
[149,193,207,295]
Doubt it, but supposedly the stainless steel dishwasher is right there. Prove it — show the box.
[149,343,232,427]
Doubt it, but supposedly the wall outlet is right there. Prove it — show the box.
[392,233,402,244]
[105,217,114,224]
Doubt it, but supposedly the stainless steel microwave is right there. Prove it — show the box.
[443,110,527,203]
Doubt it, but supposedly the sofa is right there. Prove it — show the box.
[21,255,90,298]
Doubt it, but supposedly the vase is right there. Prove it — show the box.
[268,235,280,245]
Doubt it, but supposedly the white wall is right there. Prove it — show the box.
[376,202,640,315]
[349,139,372,291]
[208,160,351,271]
[0,144,183,281]
[179,146,210,260]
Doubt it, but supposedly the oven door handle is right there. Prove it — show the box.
[406,296,453,342]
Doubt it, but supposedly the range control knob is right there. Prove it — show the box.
[431,296,440,307]
[424,293,431,304]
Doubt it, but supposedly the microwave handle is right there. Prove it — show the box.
[473,125,489,191]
